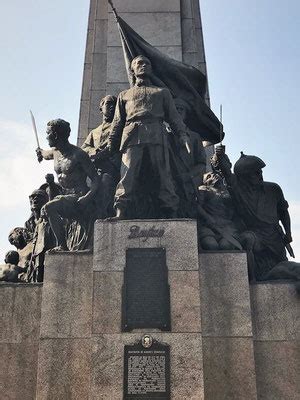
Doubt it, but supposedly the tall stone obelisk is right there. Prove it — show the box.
[77,0,210,146]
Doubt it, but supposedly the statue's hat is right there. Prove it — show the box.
[234,152,266,175]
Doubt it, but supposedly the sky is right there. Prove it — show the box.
[0,0,299,262]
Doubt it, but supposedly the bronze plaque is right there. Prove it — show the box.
[123,339,170,399]
[122,248,171,332]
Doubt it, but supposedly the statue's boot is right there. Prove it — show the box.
[105,208,125,221]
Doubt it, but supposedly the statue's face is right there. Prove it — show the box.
[132,57,152,78]
[247,169,263,186]
[101,98,116,120]
[9,229,26,249]
[175,104,187,121]
[29,191,47,212]
[4,251,19,265]
[45,174,54,184]
[46,126,58,147]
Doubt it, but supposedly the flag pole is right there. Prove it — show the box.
[108,0,118,21]
[108,0,134,59]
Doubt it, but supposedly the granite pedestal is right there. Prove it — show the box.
[1,221,299,399]
[36,219,204,400]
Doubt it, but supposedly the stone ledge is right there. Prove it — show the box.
[36,338,91,400]
[40,253,93,339]
[202,337,257,400]
[0,284,42,344]
[254,340,300,400]
[250,282,300,341]
[199,252,253,337]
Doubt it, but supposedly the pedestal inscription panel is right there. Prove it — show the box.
[122,248,171,331]
[124,339,170,400]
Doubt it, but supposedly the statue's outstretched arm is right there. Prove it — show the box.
[36,147,54,162]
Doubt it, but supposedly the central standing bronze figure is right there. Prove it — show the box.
[108,55,190,219]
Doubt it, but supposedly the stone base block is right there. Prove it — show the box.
[202,337,257,400]
[40,252,93,339]
[250,282,300,340]
[91,333,204,400]
[254,340,300,400]
[0,343,39,400]
[94,219,198,271]
[0,284,42,400]
[36,338,91,400]
[0,283,42,343]
[199,252,252,337]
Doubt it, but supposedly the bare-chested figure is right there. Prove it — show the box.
[0,251,26,283]
[36,119,98,251]
[8,227,33,268]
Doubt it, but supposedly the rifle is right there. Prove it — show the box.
[173,134,242,250]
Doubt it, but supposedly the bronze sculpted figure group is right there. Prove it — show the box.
[1,55,299,290]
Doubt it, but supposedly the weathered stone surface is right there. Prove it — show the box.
[94,19,108,53]
[0,284,42,399]
[0,283,42,344]
[84,28,95,65]
[77,100,90,145]
[254,340,300,400]
[109,0,180,13]
[91,333,204,400]
[81,62,92,101]
[181,18,197,53]
[192,0,202,28]
[169,271,201,332]
[95,0,107,19]
[93,271,123,334]
[40,253,93,339]
[108,12,182,47]
[106,47,129,83]
[199,252,253,337]
[90,53,107,90]
[92,270,201,334]
[88,0,97,27]
[36,338,91,400]
[251,282,300,341]
[0,343,39,400]
[94,219,198,271]
[194,27,205,59]
[181,0,193,18]
[202,337,257,400]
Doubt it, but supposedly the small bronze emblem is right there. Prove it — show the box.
[141,334,153,348]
